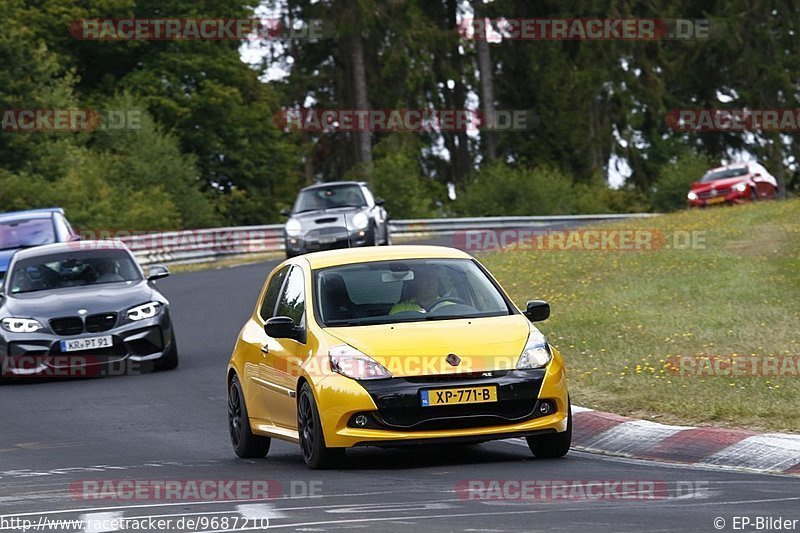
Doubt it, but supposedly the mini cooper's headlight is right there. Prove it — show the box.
[126,301,163,321]
[351,212,369,230]
[687,191,698,200]
[733,182,748,192]
[285,218,303,236]
[329,344,392,380]
[1,318,43,333]
[517,329,552,369]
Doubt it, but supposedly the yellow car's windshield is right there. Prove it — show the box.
[313,258,512,327]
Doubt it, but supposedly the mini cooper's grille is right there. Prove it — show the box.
[49,317,84,336]
[86,313,117,333]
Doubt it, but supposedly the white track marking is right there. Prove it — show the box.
[0,490,420,519]
[80,512,122,533]
[237,502,287,519]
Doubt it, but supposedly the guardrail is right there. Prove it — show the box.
[116,213,659,266]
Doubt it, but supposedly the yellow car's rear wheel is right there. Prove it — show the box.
[298,382,344,469]
[228,375,271,458]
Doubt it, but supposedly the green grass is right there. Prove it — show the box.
[480,199,800,432]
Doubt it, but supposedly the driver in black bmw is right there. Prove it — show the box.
[0,241,177,381]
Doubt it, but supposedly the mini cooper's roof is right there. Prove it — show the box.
[299,245,472,269]
[300,181,366,192]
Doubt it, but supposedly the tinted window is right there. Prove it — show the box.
[259,266,289,320]
[293,185,366,213]
[276,266,305,327]
[8,249,142,294]
[0,218,56,250]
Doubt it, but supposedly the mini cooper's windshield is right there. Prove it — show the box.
[293,185,366,213]
[314,258,512,326]
[7,250,142,294]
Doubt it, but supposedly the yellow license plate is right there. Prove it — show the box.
[706,196,726,204]
[421,386,497,406]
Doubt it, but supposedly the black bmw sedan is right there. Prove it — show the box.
[0,241,177,381]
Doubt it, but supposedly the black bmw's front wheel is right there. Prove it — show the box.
[154,338,179,371]
[228,375,270,458]
[297,382,344,469]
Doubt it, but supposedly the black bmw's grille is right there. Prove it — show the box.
[49,313,118,335]
[86,313,117,333]
[49,317,84,336]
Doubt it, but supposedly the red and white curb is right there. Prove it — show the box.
[570,406,800,475]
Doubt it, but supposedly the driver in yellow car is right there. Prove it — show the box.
[390,267,452,314]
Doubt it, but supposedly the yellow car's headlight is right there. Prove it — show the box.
[329,344,392,380]
[517,329,552,369]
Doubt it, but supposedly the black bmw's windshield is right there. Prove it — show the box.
[8,250,142,294]
[293,185,366,213]
[314,258,513,327]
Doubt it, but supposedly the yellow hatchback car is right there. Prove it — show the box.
[226,245,570,468]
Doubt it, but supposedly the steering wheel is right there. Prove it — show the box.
[426,296,468,312]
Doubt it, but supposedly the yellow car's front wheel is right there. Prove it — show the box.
[526,401,571,458]
[298,383,345,469]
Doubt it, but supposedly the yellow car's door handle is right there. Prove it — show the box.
[260,344,269,355]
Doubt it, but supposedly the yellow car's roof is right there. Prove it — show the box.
[299,245,472,269]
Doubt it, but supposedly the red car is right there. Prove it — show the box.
[687,163,778,207]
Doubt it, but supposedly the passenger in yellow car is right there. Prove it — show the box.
[390,267,452,314]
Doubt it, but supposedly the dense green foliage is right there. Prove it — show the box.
[1,0,798,228]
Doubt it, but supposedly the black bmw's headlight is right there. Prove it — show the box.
[126,302,164,321]
[1,317,44,333]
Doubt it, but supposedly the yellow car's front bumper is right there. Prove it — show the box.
[312,355,569,448]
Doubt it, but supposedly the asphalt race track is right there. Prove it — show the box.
[1,242,799,532]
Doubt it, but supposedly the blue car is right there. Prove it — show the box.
[0,208,78,280]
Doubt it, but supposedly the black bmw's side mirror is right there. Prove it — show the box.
[524,300,550,322]
[374,198,385,206]
[264,316,299,340]
[147,264,170,281]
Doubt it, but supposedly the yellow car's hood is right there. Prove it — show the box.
[324,314,532,376]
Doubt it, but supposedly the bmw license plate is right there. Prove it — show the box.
[60,335,113,352]
[318,236,337,244]
[706,196,726,205]
[420,386,497,407]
